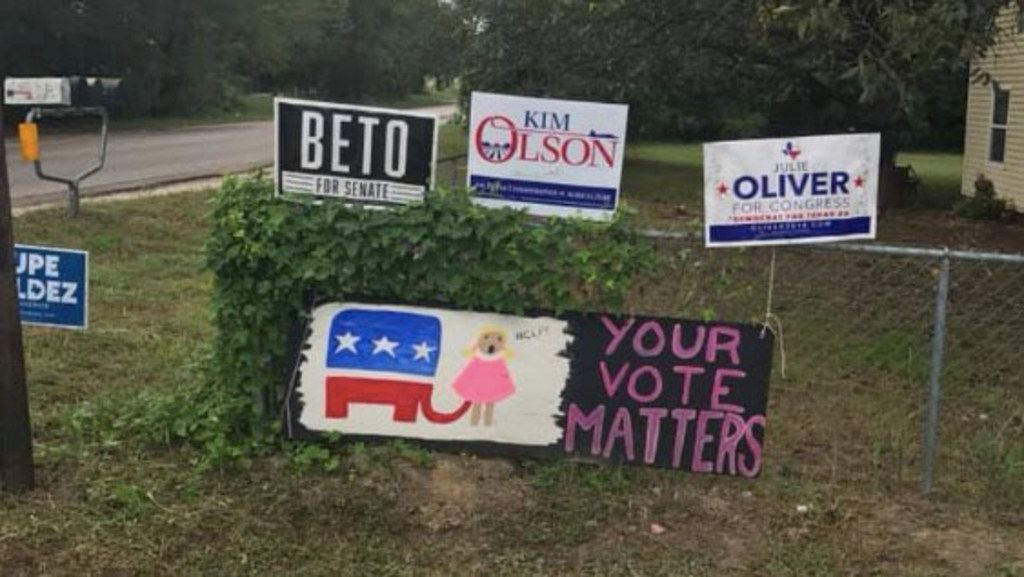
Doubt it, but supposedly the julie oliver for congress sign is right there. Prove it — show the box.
[275,97,438,206]
[467,92,629,221]
[14,244,88,330]
[704,133,880,247]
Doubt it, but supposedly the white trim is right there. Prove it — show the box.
[987,82,1011,166]
[274,96,281,198]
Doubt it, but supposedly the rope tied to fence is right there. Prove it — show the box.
[760,247,787,378]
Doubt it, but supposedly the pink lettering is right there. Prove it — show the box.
[672,365,706,405]
[640,407,668,464]
[670,408,697,468]
[706,326,742,365]
[716,412,747,475]
[710,368,747,414]
[599,361,630,398]
[564,403,605,456]
[738,414,766,478]
[600,316,635,356]
[671,324,706,359]
[691,410,723,473]
[632,321,665,357]
[603,407,635,461]
[627,365,663,403]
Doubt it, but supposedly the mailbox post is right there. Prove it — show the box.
[4,76,121,218]
[0,102,35,493]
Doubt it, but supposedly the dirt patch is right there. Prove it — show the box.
[840,498,1024,576]
[0,546,40,577]
[400,455,529,534]
[879,208,1024,251]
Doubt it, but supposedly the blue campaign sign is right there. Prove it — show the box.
[14,244,89,330]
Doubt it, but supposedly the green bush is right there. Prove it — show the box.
[181,175,657,462]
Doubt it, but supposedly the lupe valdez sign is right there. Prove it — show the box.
[704,133,880,247]
[467,92,628,221]
[288,302,772,477]
[14,244,88,329]
[275,97,438,206]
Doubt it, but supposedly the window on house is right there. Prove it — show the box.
[990,84,1010,163]
[1017,9,1024,34]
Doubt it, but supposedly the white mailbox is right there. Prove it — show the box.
[4,77,73,106]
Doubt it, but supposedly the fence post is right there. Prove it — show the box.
[922,248,951,494]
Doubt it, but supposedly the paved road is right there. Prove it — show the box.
[5,103,457,207]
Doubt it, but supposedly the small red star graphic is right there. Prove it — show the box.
[853,175,865,188]
[716,182,728,196]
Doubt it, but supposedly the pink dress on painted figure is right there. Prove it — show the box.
[451,355,515,403]
[451,328,515,426]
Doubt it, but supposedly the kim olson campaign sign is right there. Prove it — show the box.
[467,92,628,221]
[14,244,88,330]
[704,133,880,247]
[275,97,438,206]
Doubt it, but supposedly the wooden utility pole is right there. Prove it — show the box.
[0,103,35,492]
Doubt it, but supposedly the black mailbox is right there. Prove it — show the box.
[69,76,123,108]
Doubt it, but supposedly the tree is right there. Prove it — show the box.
[753,0,1013,162]
[457,0,1016,154]
[456,0,771,140]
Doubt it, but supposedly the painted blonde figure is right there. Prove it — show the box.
[450,327,516,426]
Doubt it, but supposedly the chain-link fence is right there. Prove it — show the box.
[437,154,1024,503]
[634,236,1024,504]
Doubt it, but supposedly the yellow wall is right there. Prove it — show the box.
[963,7,1024,207]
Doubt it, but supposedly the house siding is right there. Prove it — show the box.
[963,7,1024,207]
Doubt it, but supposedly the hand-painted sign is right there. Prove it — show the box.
[704,133,880,247]
[275,97,438,206]
[288,302,773,477]
[14,244,88,330]
[466,92,629,221]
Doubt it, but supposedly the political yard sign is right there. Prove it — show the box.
[467,92,629,221]
[288,302,773,478]
[275,97,438,206]
[14,244,88,330]
[704,133,880,247]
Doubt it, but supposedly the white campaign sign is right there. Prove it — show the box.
[703,133,880,247]
[466,92,628,221]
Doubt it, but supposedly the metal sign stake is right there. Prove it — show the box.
[25,106,109,218]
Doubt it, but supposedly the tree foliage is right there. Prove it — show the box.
[0,0,461,116]
[755,0,1011,153]
[456,0,770,140]
[457,0,1014,148]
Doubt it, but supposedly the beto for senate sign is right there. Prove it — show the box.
[703,133,880,247]
[275,97,438,206]
[467,92,629,221]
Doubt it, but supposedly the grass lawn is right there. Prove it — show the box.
[897,150,965,208]
[3,145,1024,574]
